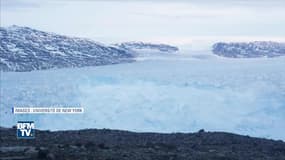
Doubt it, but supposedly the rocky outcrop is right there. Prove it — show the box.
[1,127,285,160]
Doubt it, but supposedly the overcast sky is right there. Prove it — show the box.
[1,0,285,48]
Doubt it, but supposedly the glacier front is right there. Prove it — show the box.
[1,55,285,140]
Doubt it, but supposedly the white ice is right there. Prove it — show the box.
[1,53,285,140]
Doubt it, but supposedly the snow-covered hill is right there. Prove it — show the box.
[0,25,134,72]
[115,42,179,53]
[212,41,285,58]
[114,42,179,60]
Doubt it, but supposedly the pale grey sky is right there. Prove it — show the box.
[1,0,285,48]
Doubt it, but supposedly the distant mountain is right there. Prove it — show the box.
[115,42,179,53]
[0,25,134,72]
[212,41,285,58]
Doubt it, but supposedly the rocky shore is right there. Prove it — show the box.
[1,127,285,160]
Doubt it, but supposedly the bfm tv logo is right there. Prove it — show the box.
[17,121,35,139]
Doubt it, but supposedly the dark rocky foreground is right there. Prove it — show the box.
[1,127,285,160]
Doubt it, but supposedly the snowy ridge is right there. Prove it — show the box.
[212,41,285,58]
[0,25,134,72]
[115,41,179,53]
